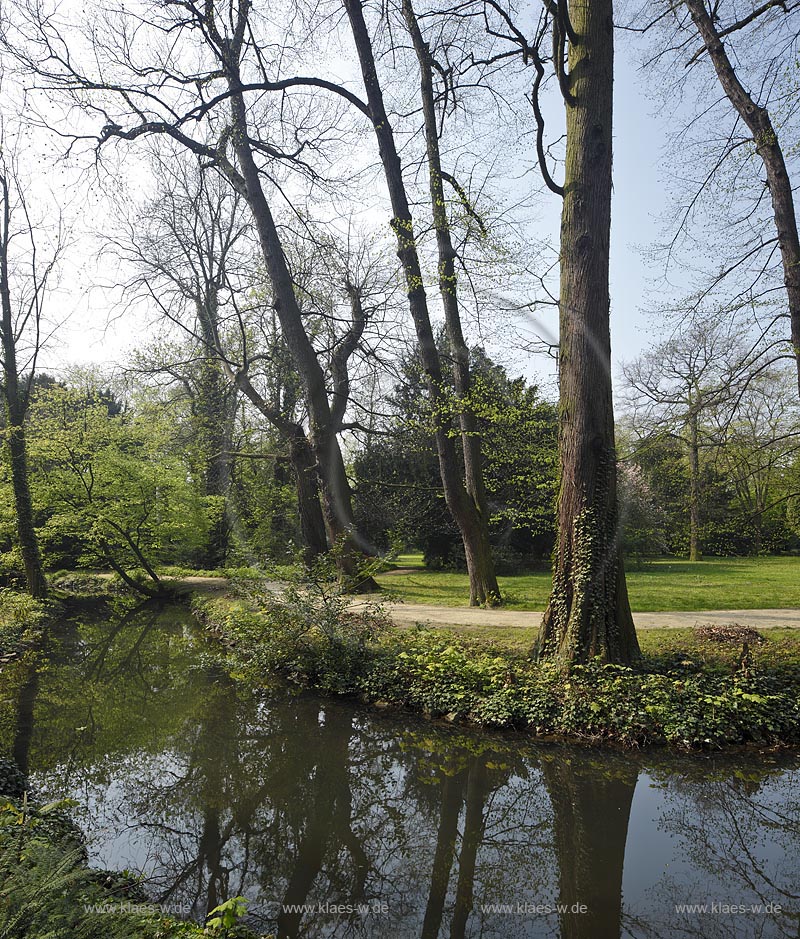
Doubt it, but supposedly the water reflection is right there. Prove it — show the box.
[2,603,798,938]
[541,752,637,939]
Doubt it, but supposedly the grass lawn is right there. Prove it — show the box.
[377,555,800,611]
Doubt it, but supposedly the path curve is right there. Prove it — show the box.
[163,577,800,630]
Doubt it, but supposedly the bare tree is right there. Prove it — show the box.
[683,0,800,395]
[344,0,502,606]
[7,0,387,586]
[114,153,330,565]
[623,318,751,560]
[632,0,800,393]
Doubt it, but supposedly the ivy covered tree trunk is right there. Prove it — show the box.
[536,0,639,663]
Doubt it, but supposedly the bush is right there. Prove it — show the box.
[194,556,391,696]
[0,551,25,590]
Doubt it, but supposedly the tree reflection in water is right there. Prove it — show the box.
[4,603,798,939]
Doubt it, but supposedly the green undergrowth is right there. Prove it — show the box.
[0,760,257,939]
[193,579,800,749]
[0,590,47,660]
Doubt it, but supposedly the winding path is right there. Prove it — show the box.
[169,576,800,630]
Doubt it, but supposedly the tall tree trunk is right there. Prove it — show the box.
[4,426,46,597]
[688,409,702,561]
[223,88,376,590]
[195,298,237,568]
[403,0,499,605]
[535,0,639,663]
[288,426,329,563]
[683,0,800,398]
[345,0,501,605]
[0,186,46,599]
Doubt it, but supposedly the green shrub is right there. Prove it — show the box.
[195,557,390,696]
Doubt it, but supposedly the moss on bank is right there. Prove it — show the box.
[194,592,800,749]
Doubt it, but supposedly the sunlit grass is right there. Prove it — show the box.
[377,555,800,611]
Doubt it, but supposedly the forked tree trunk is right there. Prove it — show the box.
[345,0,500,605]
[535,0,640,664]
[684,0,800,398]
[404,0,499,608]
[224,88,377,591]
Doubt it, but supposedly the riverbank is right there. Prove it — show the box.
[5,577,800,750]
[193,584,800,750]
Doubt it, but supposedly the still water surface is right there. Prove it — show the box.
[9,603,800,938]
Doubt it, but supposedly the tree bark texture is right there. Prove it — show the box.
[536,0,640,663]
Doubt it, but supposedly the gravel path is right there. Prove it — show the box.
[363,602,800,631]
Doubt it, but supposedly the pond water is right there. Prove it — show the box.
[5,602,800,938]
